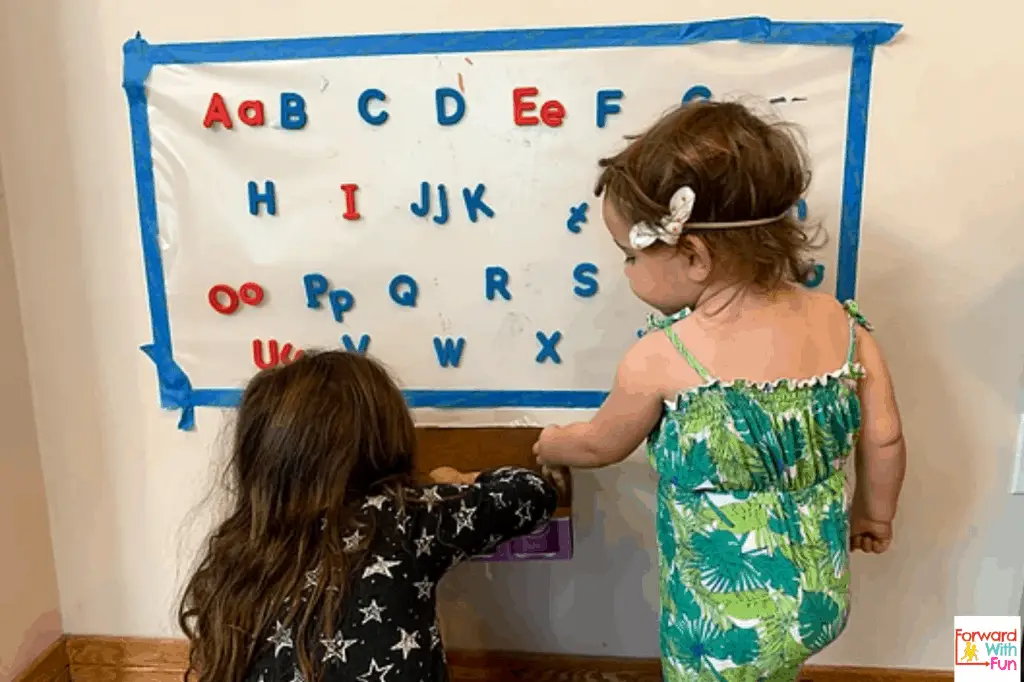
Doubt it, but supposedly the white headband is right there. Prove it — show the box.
[628,186,790,250]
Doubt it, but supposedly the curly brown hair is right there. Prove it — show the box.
[595,99,824,289]
[178,350,418,682]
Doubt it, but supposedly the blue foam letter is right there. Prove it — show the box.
[358,88,389,125]
[436,87,466,126]
[389,274,419,307]
[411,181,430,217]
[485,266,511,301]
[341,333,371,353]
[303,273,329,308]
[682,85,712,103]
[280,92,308,130]
[804,263,825,289]
[248,180,277,216]
[535,331,563,364]
[462,184,494,222]
[329,289,355,323]
[434,184,449,225]
[596,89,623,128]
[566,202,589,234]
[572,262,599,298]
[433,337,466,368]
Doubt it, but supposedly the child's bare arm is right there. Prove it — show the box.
[853,326,906,524]
[533,340,664,468]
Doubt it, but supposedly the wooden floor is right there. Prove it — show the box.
[15,635,953,682]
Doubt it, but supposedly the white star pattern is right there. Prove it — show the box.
[395,509,409,534]
[320,633,358,664]
[414,577,434,601]
[342,530,365,552]
[419,487,443,512]
[414,529,434,557]
[391,628,421,660]
[267,620,293,657]
[515,500,534,526]
[303,568,319,591]
[429,623,441,649]
[527,475,547,493]
[363,495,388,511]
[359,599,386,624]
[290,665,305,682]
[362,555,402,579]
[356,658,394,682]
[453,502,476,534]
[489,491,508,508]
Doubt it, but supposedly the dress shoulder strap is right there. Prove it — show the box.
[662,326,712,381]
[842,299,873,364]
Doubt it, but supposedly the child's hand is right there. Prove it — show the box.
[849,514,892,553]
[429,467,478,485]
[532,425,562,464]
[539,464,570,501]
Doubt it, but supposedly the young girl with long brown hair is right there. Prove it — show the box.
[179,350,563,682]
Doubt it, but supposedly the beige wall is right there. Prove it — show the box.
[0,0,1022,672]
[0,166,62,678]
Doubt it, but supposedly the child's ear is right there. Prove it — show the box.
[681,235,713,282]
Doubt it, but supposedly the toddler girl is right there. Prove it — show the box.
[179,350,563,682]
[534,100,906,681]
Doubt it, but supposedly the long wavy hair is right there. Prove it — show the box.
[178,350,418,682]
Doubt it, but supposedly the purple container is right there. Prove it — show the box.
[470,518,573,562]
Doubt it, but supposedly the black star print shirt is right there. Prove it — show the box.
[247,467,559,682]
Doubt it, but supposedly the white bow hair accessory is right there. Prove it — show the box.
[628,187,696,250]
[627,186,789,250]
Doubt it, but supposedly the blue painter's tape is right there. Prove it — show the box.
[124,18,900,424]
[182,388,608,410]
[138,19,901,68]
[140,344,195,429]
[835,39,877,302]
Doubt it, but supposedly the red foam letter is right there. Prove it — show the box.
[203,93,233,129]
[513,87,539,126]
[238,100,265,127]
[540,100,566,127]
[340,183,361,220]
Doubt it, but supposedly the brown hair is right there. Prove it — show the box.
[178,350,417,682]
[595,99,823,289]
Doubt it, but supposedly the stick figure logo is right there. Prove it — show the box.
[961,642,979,663]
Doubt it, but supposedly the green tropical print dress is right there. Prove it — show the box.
[644,300,871,682]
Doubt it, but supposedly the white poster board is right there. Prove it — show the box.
[122,18,900,429]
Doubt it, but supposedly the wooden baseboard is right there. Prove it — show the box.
[11,636,70,682]
[44,635,952,682]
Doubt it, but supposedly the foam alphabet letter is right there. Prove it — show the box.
[410,182,430,217]
[341,334,371,354]
[572,263,599,298]
[682,85,713,103]
[329,289,355,323]
[433,337,466,368]
[596,89,623,128]
[238,100,265,126]
[535,331,563,364]
[436,87,466,126]
[280,92,308,130]
[339,183,361,220]
[462,184,494,222]
[434,185,450,225]
[566,202,589,233]
[203,93,233,129]
[389,274,419,307]
[303,273,330,309]
[248,181,277,216]
[358,88,389,125]
[540,100,566,127]
[513,87,539,126]
[485,266,511,301]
